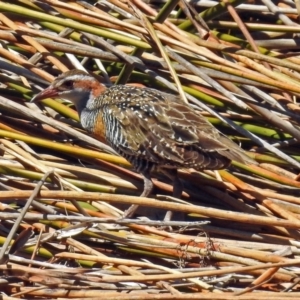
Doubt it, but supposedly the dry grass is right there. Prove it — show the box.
[0,0,300,298]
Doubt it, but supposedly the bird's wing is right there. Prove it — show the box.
[112,104,185,164]
[166,101,256,165]
[111,93,254,168]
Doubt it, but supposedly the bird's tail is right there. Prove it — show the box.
[217,136,257,165]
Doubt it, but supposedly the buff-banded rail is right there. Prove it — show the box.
[32,70,255,219]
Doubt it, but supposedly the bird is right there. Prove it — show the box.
[32,69,255,219]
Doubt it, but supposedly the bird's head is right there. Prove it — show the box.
[31,70,106,111]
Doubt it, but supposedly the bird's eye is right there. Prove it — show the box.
[63,80,74,88]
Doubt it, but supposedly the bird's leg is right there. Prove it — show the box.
[122,171,154,218]
[172,170,183,199]
[162,169,183,222]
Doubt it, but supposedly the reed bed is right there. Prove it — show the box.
[0,0,299,298]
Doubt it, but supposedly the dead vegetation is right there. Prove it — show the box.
[0,0,300,299]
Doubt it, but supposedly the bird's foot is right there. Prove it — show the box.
[122,204,139,219]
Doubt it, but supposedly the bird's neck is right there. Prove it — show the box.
[68,90,92,113]
[77,91,106,133]
[70,79,106,111]
[80,106,99,133]
[67,80,107,133]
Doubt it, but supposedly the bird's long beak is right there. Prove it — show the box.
[31,86,59,103]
